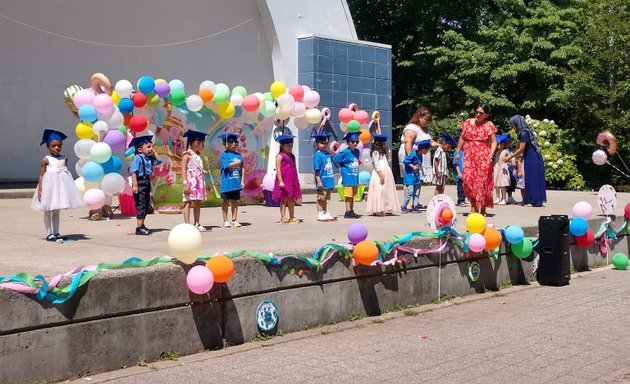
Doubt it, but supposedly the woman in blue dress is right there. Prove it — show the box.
[505,115,547,207]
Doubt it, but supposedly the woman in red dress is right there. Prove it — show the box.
[455,104,497,215]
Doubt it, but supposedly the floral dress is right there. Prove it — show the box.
[183,152,206,201]
[273,152,302,200]
[462,118,497,209]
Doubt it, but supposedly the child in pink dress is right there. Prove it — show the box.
[273,135,302,224]
[182,130,208,231]
[366,135,400,216]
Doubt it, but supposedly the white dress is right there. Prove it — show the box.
[366,152,400,214]
[32,155,83,211]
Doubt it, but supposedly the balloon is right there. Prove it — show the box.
[292,102,306,118]
[74,139,96,159]
[168,223,203,264]
[132,93,147,108]
[230,94,244,106]
[107,108,124,130]
[83,188,106,210]
[277,93,295,108]
[440,208,453,223]
[347,223,368,244]
[186,95,204,112]
[90,142,112,163]
[572,201,592,219]
[118,98,134,114]
[129,115,148,133]
[76,122,94,139]
[78,105,98,123]
[101,156,122,174]
[575,229,595,248]
[359,148,372,164]
[263,92,273,101]
[359,129,371,144]
[483,226,502,250]
[146,93,160,107]
[611,253,629,270]
[468,233,486,253]
[466,213,486,234]
[338,108,354,123]
[168,89,186,106]
[592,150,607,166]
[242,95,260,112]
[75,159,88,177]
[199,88,214,103]
[512,238,533,259]
[305,108,322,124]
[359,171,371,185]
[168,79,185,91]
[101,172,126,195]
[111,90,121,106]
[353,240,379,266]
[293,115,309,129]
[347,120,361,133]
[213,83,230,105]
[187,265,215,294]
[206,255,234,283]
[302,90,320,108]
[288,84,305,102]
[93,94,114,114]
[73,88,95,108]
[137,76,155,94]
[217,102,236,119]
[74,177,87,194]
[199,80,216,93]
[114,80,133,98]
[356,141,364,153]
[355,110,369,125]
[505,225,524,244]
[262,172,275,191]
[270,81,286,99]
[596,131,618,155]
[262,100,276,118]
[154,81,171,98]
[339,122,348,132]
[625,202,630,220]
[569,217,588,237]
[231,85,248,97]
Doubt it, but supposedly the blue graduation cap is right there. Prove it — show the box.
[312,134,329,142]
[441,134,456,146]
[343,132,360,142]
[128,135,153,149]
[218,133,240,143]
[40,129,68,146]
[497,134,512,144]
[275,135,295,144]
[415,139,432,150]
[373,134,388,142]
[183,129,208,143]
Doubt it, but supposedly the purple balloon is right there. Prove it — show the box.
[154,82,171,98]
[103,129,125,152]
[347,223,368,245]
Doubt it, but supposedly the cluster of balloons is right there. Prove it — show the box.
[465,214,530,258]
[348,223,379,266]
[570,201,595,247]
[592,131,618,166]
[168,223,235,294]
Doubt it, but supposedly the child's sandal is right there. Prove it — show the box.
[280,218,289,224]
[288,218,299,224]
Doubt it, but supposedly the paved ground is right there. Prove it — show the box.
[72,267,630,384]
[1,187,627,276]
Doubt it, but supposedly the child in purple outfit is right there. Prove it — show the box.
[273,135,302,224]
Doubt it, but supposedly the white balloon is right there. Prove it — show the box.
[360,148,372,164]
[230,94,244,106]
[74,177,87,195]
[276,105,292,120]
[92,121,109,136]
[277,93,295,108]
[292,102,306,118]
[186,95,204,112]
[101,173,126,195]
[74,139,96,159]
[305,108,323,124]
[592,150,607,166]
[115,80,133,98]
[199,80,216,93]
[340,122,348,132]
[107,108,124,130]
[75,158,89,176]
[293,115,309,129]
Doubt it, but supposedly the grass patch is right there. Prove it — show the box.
[348,312,364,322]
[137,359,148,367]
[431,294,455,304]
[320,329,333,335]
[403,309,419,316]
[591,262,606,269]
[527,275,537,283]
[300,323,317,331]
[498,281,513,290]
[372,318,384,324]
[493,292,506,297]
[75,370,91,379]
[157,350,180,361]
[254,332,273,341]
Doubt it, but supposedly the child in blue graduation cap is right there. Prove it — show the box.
[433,134,456,195]
[401,139,431,213]
[32,129,82,242]
[493,133,512,205]
[219,133,244,228]
[129,134,162,236]
[182,129,208,231]
[312,134,336,222]
[365,135,400,216]
[452,137,466,206]
[333,132,361,219]
[273,135,302,224]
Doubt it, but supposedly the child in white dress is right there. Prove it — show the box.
[366,135,400,216]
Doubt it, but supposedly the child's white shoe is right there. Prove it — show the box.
[324,211,336,221]
[317,211,327,221]
[223,220,231,228]
[231,221,242,228]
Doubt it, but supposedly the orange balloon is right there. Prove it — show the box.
[483,226,502,251]
[199,88,214,103]
[353,240,379,266]
[440,208,453,223]
[123,113,132,126]
[359,129,371,144]
[205,255,234,283]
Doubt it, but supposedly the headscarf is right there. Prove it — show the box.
[509,115,541,154]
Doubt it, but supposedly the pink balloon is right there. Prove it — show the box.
[187,265,215,294]
[262,172,275,191]
[93,94,114,114]
[73,89,95,109]
[572,201,593,219]
[468,233,487,253]
[355,110,369,125]
[303,90,320,108]
[288,84,305,102]
[242,95,261,113]
[338,108,354,123]
[357,141,364,152]
[103,130,125,151]
[292,102,306,118]
[83,189,106,210]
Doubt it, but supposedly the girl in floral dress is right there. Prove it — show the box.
[182,130,208,231]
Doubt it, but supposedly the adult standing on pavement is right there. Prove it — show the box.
[455,104,497,215]
[505,115,547,207]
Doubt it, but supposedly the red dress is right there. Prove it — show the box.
[462,118,497,209]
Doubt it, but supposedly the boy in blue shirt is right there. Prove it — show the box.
[129,135,162,235]
[333,132,361,219]
[452,140,466,206]
[401,139,431,213]
[219,133,244,228]
[313,134,336,222]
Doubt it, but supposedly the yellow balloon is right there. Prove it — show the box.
[155,78,166,84]
[466,213,486,234]
[76,122,94,139]
[111,90,121,106]
[147,93,160,107]
[270,81,286,99]
[218,102,235,119]
[168,223,203,264]
[276,105,292,120]
[305,108,323,124]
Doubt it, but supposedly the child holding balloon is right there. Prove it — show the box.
[182,130,208,231]
[333,132,361,219]
[273,135,302,224]
[366,135,399,216]
[32,129,83,242]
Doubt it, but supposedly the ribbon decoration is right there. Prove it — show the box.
[368,111,381,135]
[318,107,331,135]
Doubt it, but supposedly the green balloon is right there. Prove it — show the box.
[231,86,248,97]
[264,92,273,101]
[511,238,532,259]
[118,125,127,135]
[262,100,276,117]
[347,120,361,132]
[213,89,230,105]
[169,89,186,106]
[612,253,629,270]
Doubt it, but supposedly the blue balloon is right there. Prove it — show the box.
[82,161,104,182]
[505,225,524,244]
[359,171,371,185]
[569,217,588,237]
[78,105,98,123]
[137,76,155,95]
[118,98,134,114]
[101,156,122,174]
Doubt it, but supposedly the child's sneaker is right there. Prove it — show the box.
[223,220,232,228]
[231,221,242,228]
[324,211,336,221]
[507,197,517,205]
[400,206,410,214]
[317,211,328,221]
[413,206,423,213]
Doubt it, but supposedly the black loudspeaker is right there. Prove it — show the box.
[537,215,571,286]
